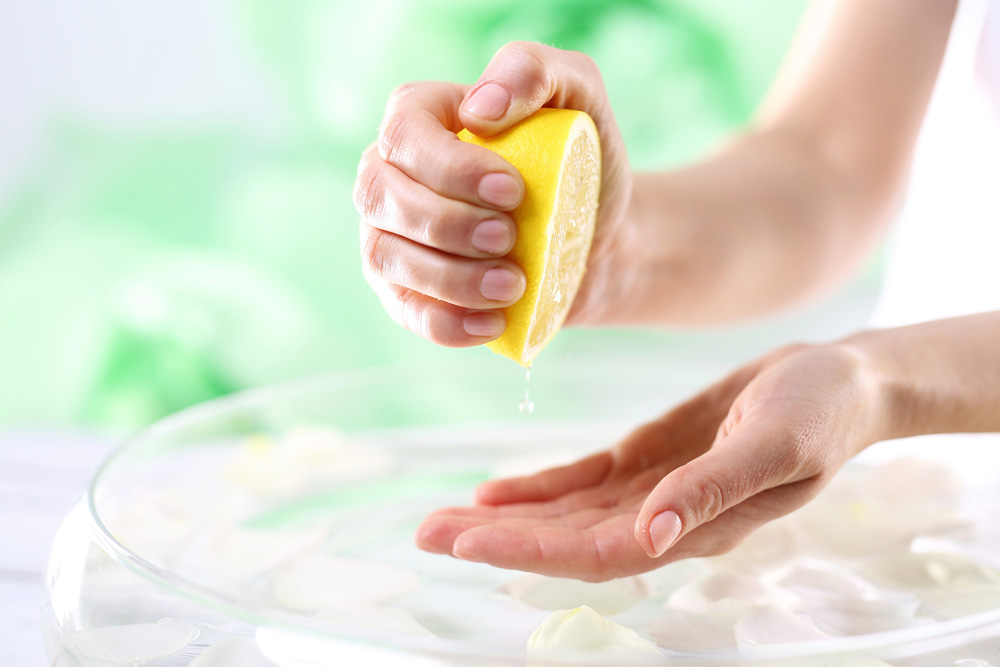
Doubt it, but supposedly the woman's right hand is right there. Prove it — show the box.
[354,41,632,348]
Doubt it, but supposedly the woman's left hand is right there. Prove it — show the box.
[416,342,885,581]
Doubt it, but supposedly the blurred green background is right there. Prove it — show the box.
[2,0,856,431]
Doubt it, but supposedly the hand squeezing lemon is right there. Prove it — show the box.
[459,109,601,366]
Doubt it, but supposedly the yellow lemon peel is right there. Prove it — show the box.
[459,109,600,366]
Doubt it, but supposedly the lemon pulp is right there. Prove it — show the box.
[458,109,601,366]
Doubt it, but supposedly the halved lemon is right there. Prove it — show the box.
[459,109,601,366]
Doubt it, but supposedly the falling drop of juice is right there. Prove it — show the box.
[519,365,534,414]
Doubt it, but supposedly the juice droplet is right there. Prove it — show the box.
[519,365,534,413]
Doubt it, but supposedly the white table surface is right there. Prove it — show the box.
[0,430,117,667]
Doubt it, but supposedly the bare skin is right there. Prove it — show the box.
[356,0,957,338]
[352,0,995,581]
[416,312,1000,581]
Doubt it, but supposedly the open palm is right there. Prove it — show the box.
[416,344,880,581]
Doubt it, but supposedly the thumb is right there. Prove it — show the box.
[459,41,609,136]
[632,424,800,559]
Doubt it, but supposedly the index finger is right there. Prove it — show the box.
[377,82,525,210]
[451,514,654,582]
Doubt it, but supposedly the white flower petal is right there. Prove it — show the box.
[648,608,737,652]
[778,560,880,601]
[792,500,914,559]
[256,626,442,667]
[709,520,800,573]
[494,573,649,615]
[176,524,326,579]
[225,426,394,498]
[918,584,1000,619]
[862,552,1000,591]
[734,604,832,653]
[639,558,706,598]
[60,618,197,663]
[871,458,963,511]
[799,593,923,636]
[190,637,278,667]
[527,606,661,657]
[315,605,435,638]
[272,556,420,610]
[666,569,800,616]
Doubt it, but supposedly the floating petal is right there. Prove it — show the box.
[272,556,420,610]
[527,605,661,658]
[60,618,197,664]
[734,604,831,653]
[190,637,278,666]
[495,573,649,615]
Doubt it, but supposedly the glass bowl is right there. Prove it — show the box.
[43,359,1000,666]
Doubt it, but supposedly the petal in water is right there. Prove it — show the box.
[665,568,800,616]
[918,584,1000,620]
[792,461,968,559]
[315,605,435,638]
[527,605,662,657]
[494,573,650,615]
[709,520,800,574]
[60,618,197,663]
[191,637,278,667]
[779,559,880,600]
[792,499,916,559]
[225,426,394,498]
[734,604,831,654]
[777,559,923,635]
[272,556,420,610]
[799,593,923,636]
[862,551,1000,591]
[648,608,737,653]
[176,524,327,579]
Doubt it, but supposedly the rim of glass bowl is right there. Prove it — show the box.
[82,361,1000,664]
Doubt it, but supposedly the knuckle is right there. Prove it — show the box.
[388,82,422,105]
[588,536,613,583]
[682,467,733,524]
[353,163,385,219]
[419,203,479,250]
[770,341,813,363]
[395,288,431,341]
[397,290,467,347]
[361,226,397,279]
[569,49,600,77]
[378,111,414,164]
[497,40,548,81]
[418,212,447,248]
[427,311,469,347]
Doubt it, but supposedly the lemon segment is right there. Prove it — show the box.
[458,109,601,366]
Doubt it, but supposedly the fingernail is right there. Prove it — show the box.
[463,312,503,337]
[650,511,682,557]
[464,83,510,120]
[471,219,513,255]
[478,173,521,208]
[480,268,524,302]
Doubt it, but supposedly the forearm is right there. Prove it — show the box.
[618,129,881,324]
[595,0,957,327]
[850,311,1000,441]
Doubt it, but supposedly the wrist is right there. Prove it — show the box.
[836,314,1000,443]
[617,172,724,324]
[830,333,904,449]
[572,172,703,326]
